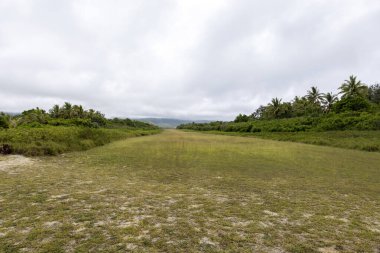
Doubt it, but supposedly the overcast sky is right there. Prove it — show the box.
[1,0,379,120]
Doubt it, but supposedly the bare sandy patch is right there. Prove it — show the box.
[43,221,62,228]
[126,243,137,250]
[263,210,279,216]
[214,195,229,203]
[318,246,339,253]
[0,155,34,173]
[259,221,274,228]
[167,216,176,223]
[118,221,135,228]
[189,204,203,209]
[199,236,217,246]
[48,194,70,200]
[303,213,313,218]
[364,217,380,233]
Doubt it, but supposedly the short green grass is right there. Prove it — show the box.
[0,130,379,252]
[185,130,380,153]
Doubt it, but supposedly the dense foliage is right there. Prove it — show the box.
[107,117,155,129]
[178,76,380,133]
[0,112,10,129]
[0,102,158,129]
[0,102,160,155]
[178,112,380,132]
[0,127,160,156]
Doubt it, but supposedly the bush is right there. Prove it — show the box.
[0,113,10,129]
[0,126,160,156]
[333,96,371,113]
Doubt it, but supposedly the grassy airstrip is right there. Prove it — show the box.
[0,130,379,252]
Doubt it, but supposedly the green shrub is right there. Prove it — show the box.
[178,112,380,132]
[0,126,160,156]
[0,113,10,129]
[333,96,371,112]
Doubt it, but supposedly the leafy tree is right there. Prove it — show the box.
[291,95,322,117]
[251,106,266,119]
[0,112,10,128]
[234,114,250,122]
[291,96,309,117]
[19,108,49,125]
[339,75,368,98]
[368,84,380,104]
[262,98,293,119]
[333,96,371,112]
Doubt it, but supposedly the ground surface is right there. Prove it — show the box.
[0,130,379,252]
[185,130,380,153]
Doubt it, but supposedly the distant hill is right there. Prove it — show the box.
[1,112,20,116]
[136,118,210,128]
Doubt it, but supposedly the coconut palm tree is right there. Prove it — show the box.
[62,102,73,119]
[49,104,60,118]
[339,75,368,98]
[306,86,323,104]
[269,97,282,118]
[72,105,85,118]
[322,92,338,112]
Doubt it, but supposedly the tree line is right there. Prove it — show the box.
[177,76,380,133]
[235,76,379,122]
[0,102,156,129]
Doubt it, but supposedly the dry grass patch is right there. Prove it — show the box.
[0,130,379,252]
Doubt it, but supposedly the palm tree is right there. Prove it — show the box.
[322,92,338,112]
[269,97,282,118]
[72,105,85,118]
[306,86,323,104]
[62,102,72,118]
[339,75,368,98]
[49,104,60,118]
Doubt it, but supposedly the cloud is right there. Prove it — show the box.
[0,0,379,120]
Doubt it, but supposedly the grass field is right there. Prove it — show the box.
[0,130,379,252]
[183,130,380,153]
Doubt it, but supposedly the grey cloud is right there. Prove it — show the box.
[0,0,379,120]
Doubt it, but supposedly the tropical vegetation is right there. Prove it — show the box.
[178,76,380,151]
[0,103,160,155]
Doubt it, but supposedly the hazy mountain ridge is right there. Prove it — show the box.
[136,118,211,128]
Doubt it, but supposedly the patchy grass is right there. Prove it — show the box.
[0,130,379,252]
[185,130,380,153]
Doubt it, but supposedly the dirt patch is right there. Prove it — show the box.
[263,210,279,216]
[318,246,339,253]
[199,237,217,246]
[43,221,62,229]
[0,155,34,173]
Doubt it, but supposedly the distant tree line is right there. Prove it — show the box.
[0,102,157,129]
[235,76,379,122]
[178,76,380,132]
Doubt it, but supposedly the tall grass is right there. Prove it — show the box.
[0,126,161,156]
